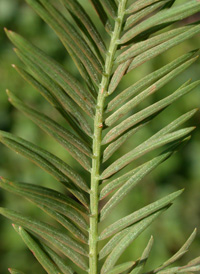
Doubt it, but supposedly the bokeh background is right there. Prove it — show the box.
[0,0,200,273]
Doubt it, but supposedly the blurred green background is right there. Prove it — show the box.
[0,0,200,273]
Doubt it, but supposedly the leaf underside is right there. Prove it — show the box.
[0,0,200,273]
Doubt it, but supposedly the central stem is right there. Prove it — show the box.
[89,1,128,273]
